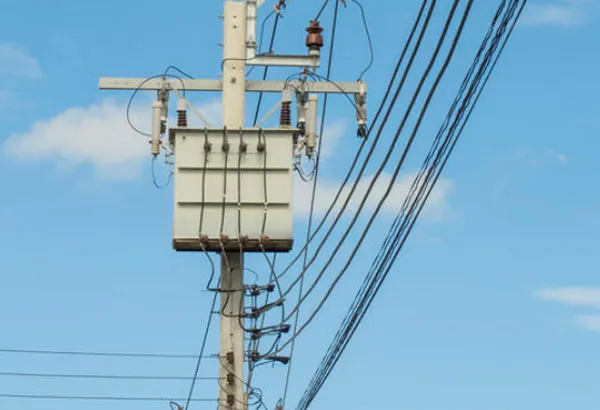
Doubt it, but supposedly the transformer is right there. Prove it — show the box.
[169,127,296,252]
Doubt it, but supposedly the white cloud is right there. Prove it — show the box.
[514,148,568,167]
[576,315,600,331]
[294,171,452,222]
[320,120,349,159]
[550,151,568,165]
[3,100,453,222]
[535,287,600,309]
[522,2,592,27]
[0,42,42,79]
[3,98,223,180]
[293,117,452,221]
[4,99,150,180]
[187,99,222,127]
[536,287,600,332]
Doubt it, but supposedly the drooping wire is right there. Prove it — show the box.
[183,283,220,409]
[253,13,282,126]
[152,156,173,189]
[248,10,276,78]
[164,65,195,80]
[198,128,210,237]
[350,0,374,80]
[126,73,185,137]
[219,128,230,236]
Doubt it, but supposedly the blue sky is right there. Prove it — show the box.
[1,1,600,410]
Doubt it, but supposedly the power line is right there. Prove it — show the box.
[350,0,374,80]
[0,348,213,359]
[252,11,282,125]
[0,371,220,381]
[271,0,437,291]
[283,0,341,405]
[280,0,473,354]
[293,2,526,409]
[314,0,331,21]
[264,0,431,294]
[276,0,448,331]
[126,72,186,137]
[0,393,218,402]
[184,290,220,410]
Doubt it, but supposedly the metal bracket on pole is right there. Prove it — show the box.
[99,78,366,94]
[247,53,320,68]
[170,87,213,127]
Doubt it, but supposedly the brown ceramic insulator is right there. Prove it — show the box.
[280,101,292,127]
[306,20,324,51]
[177,110,187,127]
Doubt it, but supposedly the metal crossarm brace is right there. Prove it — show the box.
[98,78,367,95]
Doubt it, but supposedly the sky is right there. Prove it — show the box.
[1,1,600,410]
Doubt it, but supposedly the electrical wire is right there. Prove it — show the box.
[282,0,340,405]
[0,393,218,402]
[278,0,472,353]
[306,72,367,125]
[0,348,211,359]
[315,0,331,21]
[272,0,439,312]
[183,281,220,410]
[245,0,287,389]
[126,73,185,137]
[270,0,435,287]
[152,156,173,189]
[0,371,220,381]
[253,12,281,126]
[164,65,195,80]
[370,0,512,283]
[350,0,374,80]
[247,8,276,77]
[199,128,210,237]
[293,3,525,409]
[220,128,230,236]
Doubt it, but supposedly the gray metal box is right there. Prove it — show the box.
[169,127,295,252]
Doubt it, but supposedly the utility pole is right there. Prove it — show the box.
[98,1,367,409]
[220,4,247,410]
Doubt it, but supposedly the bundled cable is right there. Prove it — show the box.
[293,2,526,410]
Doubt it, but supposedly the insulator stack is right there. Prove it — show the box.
[177,110,188,127]
[306,21,324,54]
[151,101,162,157]
[306,94,318,158]
[280,101,292,127]
[177,98,188,128]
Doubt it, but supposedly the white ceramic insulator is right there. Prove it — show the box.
[296,92,308,128]
[151,101,162,157]
[246,0,258,60]
[306,94,318,157]
[177,97,187,112]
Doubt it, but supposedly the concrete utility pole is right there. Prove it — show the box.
[98,1,367,409]
[220,4,247,409]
